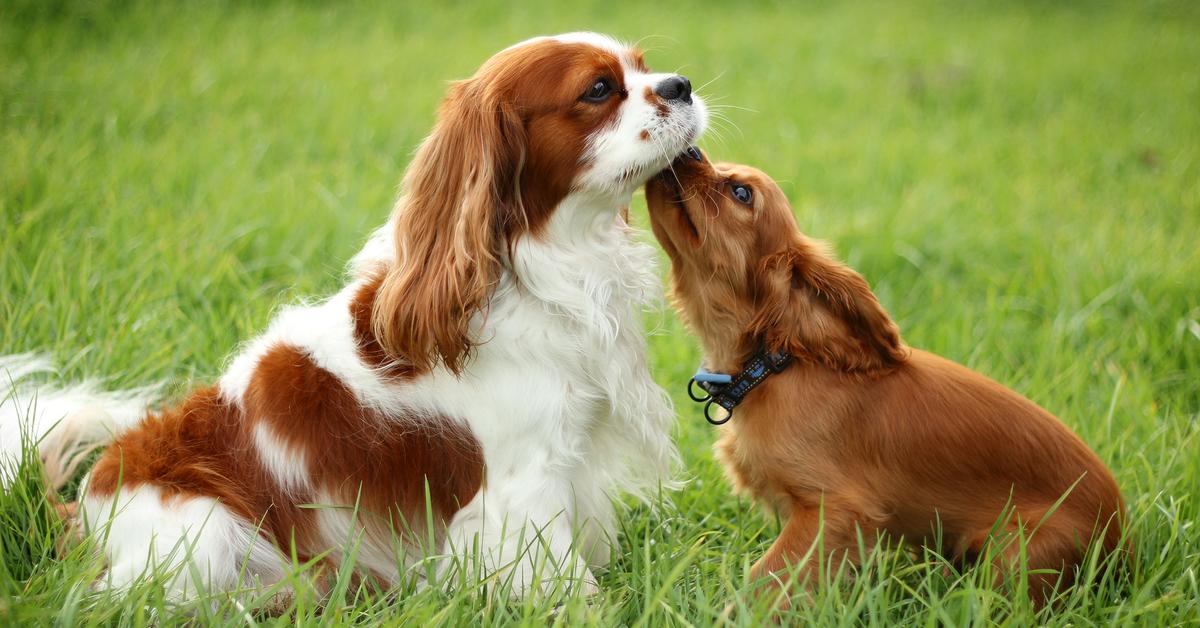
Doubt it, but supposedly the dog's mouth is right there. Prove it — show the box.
[656,165,700,241]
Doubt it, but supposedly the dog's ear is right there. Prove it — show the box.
[371,77,527,374]
[749,240,906,372]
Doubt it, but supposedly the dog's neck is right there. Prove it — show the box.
[536,189,631,237]
[509,191,658,316]
[668,276,758,374]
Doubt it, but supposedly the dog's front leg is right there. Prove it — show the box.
[745,503,866,611]
[748,506,821,609]
[440,462,597,598]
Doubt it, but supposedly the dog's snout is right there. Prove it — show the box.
[655,75,692,104]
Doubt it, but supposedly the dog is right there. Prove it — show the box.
[644,149,1126,605]
[0,32,706,602]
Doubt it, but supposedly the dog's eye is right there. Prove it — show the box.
[730,184,753,206]
[581,78,613,103]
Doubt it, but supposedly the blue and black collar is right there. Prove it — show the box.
[687,348,792,425]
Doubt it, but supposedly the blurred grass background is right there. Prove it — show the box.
[2,0,1198,624]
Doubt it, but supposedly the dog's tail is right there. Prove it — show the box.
[1,353,160,491]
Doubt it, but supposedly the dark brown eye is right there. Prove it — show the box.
[581,78,613,103]
[730,183,753,205]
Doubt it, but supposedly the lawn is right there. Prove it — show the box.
[2,0,1198,624]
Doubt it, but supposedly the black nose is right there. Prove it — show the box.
[654,75,692,104]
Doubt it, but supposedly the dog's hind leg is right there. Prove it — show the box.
[961,512,1085,607]
[80,483,289,604]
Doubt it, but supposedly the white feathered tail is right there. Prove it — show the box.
[0,353,160,491]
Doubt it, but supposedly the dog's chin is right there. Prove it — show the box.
[650,168,700,242]
[610,159,682,195]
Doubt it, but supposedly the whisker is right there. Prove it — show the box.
[702,118,742,142]
[705,103,760,114]
[694,71,726,94]
[702,128,729,147]
[632,34,671,53]
[648,132,684,186]
[706,114,738,129]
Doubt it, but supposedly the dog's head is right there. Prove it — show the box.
[646,150,906,372]
[372,33,707,373]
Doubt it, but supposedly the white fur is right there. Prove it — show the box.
[8,33,704,602]
[0,353,158,489]
[304,487,438,586]
[504,32,623,57]
[79,483,289,602]
[254,422,310,495]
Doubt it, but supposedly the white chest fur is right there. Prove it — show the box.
[434,197,677,593]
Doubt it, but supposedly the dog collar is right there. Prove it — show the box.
[687,349,792,425]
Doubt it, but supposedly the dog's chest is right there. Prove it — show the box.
[448,226,660,435]
[714,428,792,512]
[481,286,626,405]
[713,411,836,514]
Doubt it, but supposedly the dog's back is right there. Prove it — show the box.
[851,350,1125,557]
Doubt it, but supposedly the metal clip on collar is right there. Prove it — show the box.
[688,368,734,425]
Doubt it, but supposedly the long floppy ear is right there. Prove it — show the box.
[371,78,526,374]
[749,240,907,372]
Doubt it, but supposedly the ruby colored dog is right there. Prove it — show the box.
[645,149,1127,604]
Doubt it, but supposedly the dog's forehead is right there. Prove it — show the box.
[714,162,771,185]
[505,32,646,73]
[550,32,624,54]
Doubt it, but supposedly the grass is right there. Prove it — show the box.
[2,0,1198,624]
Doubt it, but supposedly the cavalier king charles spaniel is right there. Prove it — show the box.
[0,33,706,602]
[645,150,1126,606]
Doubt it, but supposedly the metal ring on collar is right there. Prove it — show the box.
[704,400,732,425]
[687,378,712,403]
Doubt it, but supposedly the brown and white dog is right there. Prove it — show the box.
[645,150,1126,604]
[0,33,706,601]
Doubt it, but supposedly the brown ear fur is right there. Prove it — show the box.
[371,78,526,374]
[749,240,907,372]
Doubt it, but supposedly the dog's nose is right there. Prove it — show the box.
[654,75,692,104]
[671,146,706,169]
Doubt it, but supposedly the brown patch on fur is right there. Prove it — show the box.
[644,85,670,117]
[87,386,318,552]
[628,48,648,73]
[646,158,1128,605]
[639,129,650,141]
[87,345,485,566]
[245,344,483,526]
[52,498,77,520]
[371,39,636,374]
[351,272,416,380]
